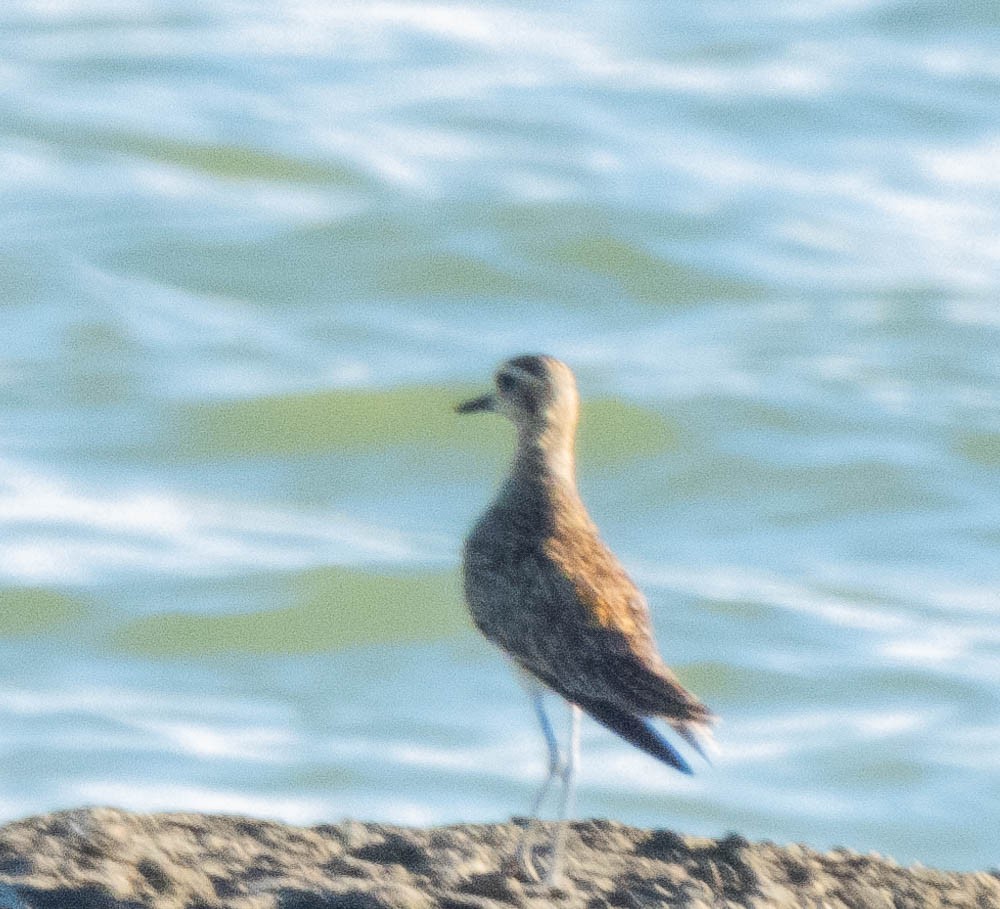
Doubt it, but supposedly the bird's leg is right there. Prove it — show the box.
[516,689,563,881]
[528,691,564,815]
[543,703,580,888]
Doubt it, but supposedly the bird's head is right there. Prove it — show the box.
[456,354,580,445]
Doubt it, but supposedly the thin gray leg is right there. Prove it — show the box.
[544,703,581,887]
[517,686,564,880]
[527,690,563,816]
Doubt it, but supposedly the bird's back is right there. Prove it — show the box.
[463,473,710,726]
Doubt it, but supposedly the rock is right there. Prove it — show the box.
[0,808,996,909]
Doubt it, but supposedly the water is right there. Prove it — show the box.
[2,0,999,872]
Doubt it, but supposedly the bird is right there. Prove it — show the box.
[457,354,715,888]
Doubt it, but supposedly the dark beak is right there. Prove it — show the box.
[455,393,496,414]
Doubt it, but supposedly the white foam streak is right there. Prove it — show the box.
[130,720,296,762]
[881,634,969,666]
[812,563,1000,618]
[584,56,830,97]
[920,140,1000,188]
[946,302,1000,329]
[741,709,927,743]
[0,459,425,584]
[71,782,326,825]
[640,562,1000,675]
[638,563,909,633]
[78,266,374,396]
[0,686,289,723]
[3,0,159,18]
[385,742,496,772]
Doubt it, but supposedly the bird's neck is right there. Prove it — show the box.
[510,423,577,494]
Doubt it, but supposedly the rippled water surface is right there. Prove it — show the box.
[2,0,999,870]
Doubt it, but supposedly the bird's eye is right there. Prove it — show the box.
[497,372,517,394]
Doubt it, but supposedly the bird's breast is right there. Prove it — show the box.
[461,504,556,637]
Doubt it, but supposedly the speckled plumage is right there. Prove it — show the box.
[460,355,712,756]
[457,355,714,884]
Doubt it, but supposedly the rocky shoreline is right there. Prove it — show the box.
[0,807,995,908]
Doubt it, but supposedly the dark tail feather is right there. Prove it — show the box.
[672,720,717,765]
[575,696,693,775]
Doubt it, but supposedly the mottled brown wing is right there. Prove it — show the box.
[467,533,709,724]
[543,524,710,720]
[542,566,708,722]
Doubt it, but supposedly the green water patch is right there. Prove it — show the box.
[578,398,679,464]
[113,209,548,304]
[289,765,363,791]
[820,753,929,790]
[863,668,986,706]
[805,461,946,515]
[491,201,712,248]
[180,384,496,456]
[668,451,942,516]
[179,385,678,465]
[375,252,530,298]
[114,567,464,657]
[115,134,363,185]
[0,588,88,636]
[676,660,747,699]
[9,114,366,187]
[698,598,775,622]
[955,431,1000,468]
[546,235,758,305]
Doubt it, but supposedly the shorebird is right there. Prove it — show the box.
[457,354,714,887]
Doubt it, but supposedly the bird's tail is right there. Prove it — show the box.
[575,694,693,774]
[669,716,720,764]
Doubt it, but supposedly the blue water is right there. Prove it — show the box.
[1,0,999,871]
